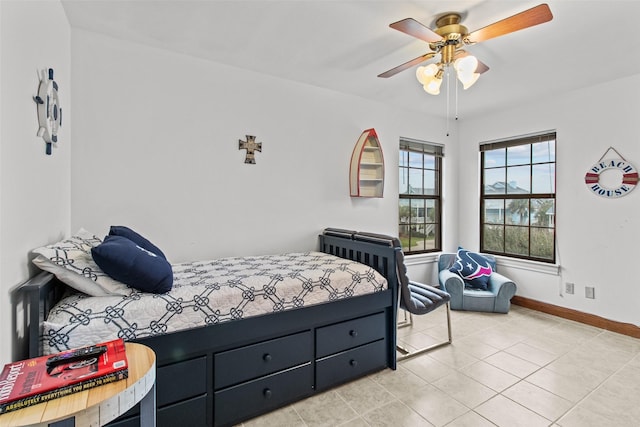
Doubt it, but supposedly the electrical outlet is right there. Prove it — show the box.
[565,282,574,294]
[585,286,595,299]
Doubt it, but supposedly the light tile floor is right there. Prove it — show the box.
[240,305,640,426]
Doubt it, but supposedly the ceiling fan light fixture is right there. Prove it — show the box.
[416,66,427,84]
[453,55,480,89]
[417,63,443,95]
[459,72,480,89]
[416,63,438,85]
[423,76,443,95]
[454,55,478,75]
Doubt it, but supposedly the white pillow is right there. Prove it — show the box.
[32,229,131,296]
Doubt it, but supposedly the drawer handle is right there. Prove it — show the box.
[263,388,273,399]
[263,353,272,362]
[350,359,358,367]
[349,329,358,337]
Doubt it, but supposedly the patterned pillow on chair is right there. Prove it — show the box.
[449,247,493,290]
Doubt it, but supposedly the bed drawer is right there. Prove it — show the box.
[214,331,311,389]
[316,339,387,391]
[106,356,208,426]
[157,395,208,427]
[214,363,313,426]
[316,312,385,358]
[157,356,207,406]
[107,394,207,427]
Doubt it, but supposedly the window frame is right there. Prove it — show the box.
[480,132,556,263]
[399,138,443,255]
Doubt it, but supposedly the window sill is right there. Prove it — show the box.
[404,252,439,266]
[402,253,559,277]
[494,255,560,276]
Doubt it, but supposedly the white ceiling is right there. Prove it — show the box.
[61,0,640,120]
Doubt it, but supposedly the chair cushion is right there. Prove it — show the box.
[404,282,450,314]
[462,289,498,312]
[449,247,493,291]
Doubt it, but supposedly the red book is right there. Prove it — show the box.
[0,338,128,414]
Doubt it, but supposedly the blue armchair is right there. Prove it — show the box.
[438,253,517,313]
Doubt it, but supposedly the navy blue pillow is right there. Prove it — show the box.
[109,226,167,260]
[449,247,493,291]
[91,235,173,294]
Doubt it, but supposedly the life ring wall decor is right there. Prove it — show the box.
[584,147,638,198]
[33,68,62,155]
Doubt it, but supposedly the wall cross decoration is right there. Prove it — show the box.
[238,135,262,164]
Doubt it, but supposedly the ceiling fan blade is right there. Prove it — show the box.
[465,3,553,44]
[475,58,490,74]
[455,50,490,74]
[389,18,442,43]
[378,53,436,78]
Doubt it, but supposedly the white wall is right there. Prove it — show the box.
[60,9,640,335]
[0,0,71,365]
[458,73,640,326]
[8,2,635,368]
[69,30,453,263]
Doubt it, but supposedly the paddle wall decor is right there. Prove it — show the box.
[33,68,62,155]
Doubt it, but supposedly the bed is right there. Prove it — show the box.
[11,228,399,427]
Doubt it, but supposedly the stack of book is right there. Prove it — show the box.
[0,338,128,414]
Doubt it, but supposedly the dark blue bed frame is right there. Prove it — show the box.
[11,232,399,427]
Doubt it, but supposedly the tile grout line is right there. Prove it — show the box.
[548,333,640,426]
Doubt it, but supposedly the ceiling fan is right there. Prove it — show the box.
[378,3,553,95]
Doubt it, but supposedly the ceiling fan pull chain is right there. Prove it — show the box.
[455,73,459,121]
[446,68,451,136]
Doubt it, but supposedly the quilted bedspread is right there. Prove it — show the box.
[42,252,387,354]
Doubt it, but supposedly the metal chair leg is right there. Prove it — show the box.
[397,309,413,329]
[396,303,452,361]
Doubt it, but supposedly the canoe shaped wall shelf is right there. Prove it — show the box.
[349,128,385,197]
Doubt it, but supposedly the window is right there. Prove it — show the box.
[480,132,556,262]
[399,139,443,254]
